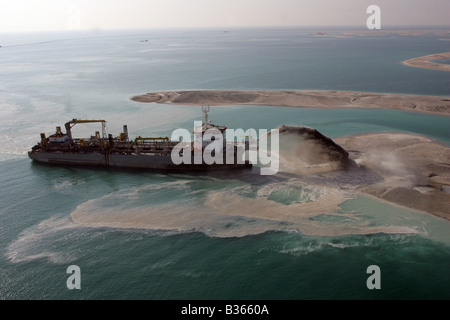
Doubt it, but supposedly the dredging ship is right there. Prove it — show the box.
[28,108,252,171]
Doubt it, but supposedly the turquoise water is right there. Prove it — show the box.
[0,28,449,300]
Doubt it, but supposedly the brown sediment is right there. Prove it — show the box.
[131,90,450,115]
[403,52,450,71]
[70,130,450,237]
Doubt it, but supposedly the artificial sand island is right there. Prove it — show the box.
[403,52,450,72]
[132,90,450,115]
[131,90,450,221]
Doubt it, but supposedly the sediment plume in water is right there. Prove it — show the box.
[70,126,427,237]
[70,179,418,238]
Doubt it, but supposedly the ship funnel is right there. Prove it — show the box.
[56,126,61,134]
[122,125,129,141]
[40,133,47,147]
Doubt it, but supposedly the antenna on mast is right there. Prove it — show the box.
[202,105,210,124]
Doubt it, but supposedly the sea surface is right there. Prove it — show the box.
[0,27,449,300]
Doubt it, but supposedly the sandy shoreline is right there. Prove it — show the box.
[132,90,450,115]
[403,52,450,71]
[335,133,450,221]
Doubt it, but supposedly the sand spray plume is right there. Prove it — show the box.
[341,133,431,190]
[356,150,415,187]
[266,125,356,175]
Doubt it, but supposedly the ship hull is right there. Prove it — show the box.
[28,151,251,171]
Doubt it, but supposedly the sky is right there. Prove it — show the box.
[0,0,449,32]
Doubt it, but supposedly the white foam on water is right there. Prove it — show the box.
[0,134,37,158]
[5,216,79,264]
[272,232,423,257]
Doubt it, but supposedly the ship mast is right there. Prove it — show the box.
[202,106,210,125]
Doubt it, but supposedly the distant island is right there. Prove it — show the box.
[403,52,450,72]
[132,90,450,115]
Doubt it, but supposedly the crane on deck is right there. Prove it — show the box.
[64,119,107,141]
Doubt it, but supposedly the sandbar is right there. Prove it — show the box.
[403,52,450,72]
[131,90,450,115]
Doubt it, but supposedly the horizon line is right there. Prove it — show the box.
[2,25,450,34]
